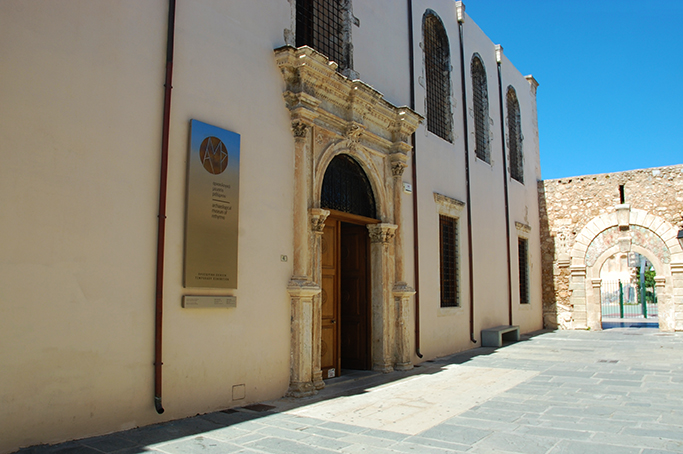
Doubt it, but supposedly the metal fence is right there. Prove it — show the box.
[601,279,657,319]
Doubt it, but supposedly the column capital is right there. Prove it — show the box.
[309,208,330,234]
[367,223,398,244]
[287,279,321,298]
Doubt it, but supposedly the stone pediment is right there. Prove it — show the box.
[275,45,423,156]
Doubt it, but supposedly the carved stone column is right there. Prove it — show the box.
[292,121,312,279]
[391,159,408,283]
[368,223,397,373]
[390,157,414,371]
[309,208,330,390]
[286,280,320,397]
[286,120,320,397]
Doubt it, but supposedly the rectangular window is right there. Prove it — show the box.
[518,238,530,305]
[439,215,459,307]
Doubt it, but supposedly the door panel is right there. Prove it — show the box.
[321,220,339,378]
[340,222,370,370]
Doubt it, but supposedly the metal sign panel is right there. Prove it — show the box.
[184,120,240,288]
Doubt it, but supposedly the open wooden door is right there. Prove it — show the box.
[321,219,340,378]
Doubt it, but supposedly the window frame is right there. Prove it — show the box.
[507,86,524,183]
[515,222,532,305]
[471,54,490,163]
[422,10,453,143]
[434,193,465,309]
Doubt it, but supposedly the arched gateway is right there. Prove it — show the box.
[567,206,683,332]
[276,46,423,396]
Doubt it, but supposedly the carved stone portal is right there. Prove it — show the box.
[276,46,423,395]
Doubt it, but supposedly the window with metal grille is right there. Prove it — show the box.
[321,154,376,219]
[518,238,530,305]
[423,11,452,142]
[471,55,489,163]
[507,87,523,183]
[296,0,348,71]
[439,215,459,307]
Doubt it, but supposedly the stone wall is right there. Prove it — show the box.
[539,164,683,329]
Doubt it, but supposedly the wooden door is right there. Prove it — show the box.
[321,219,340,378]
[340,222,370,370]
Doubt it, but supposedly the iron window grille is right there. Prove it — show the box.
[471,55,489,163]
[507,87,523,183]
[439,215,459,307]
[296,0,348,71]
[518,238,530,305]
[321,154,376,219]
[423,11,453,142]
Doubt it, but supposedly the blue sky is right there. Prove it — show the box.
[466,0,683,180]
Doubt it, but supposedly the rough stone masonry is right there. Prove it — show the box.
[539,164,683,330]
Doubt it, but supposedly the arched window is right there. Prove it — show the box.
[422,11,452,142]
[296,0,350,72]
[321,154,376,219]
[471,54,489,163]
[507,86,523,183]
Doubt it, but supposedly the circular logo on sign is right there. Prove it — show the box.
[199,136,229,174]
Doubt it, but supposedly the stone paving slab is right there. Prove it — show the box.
[13,328,683,454]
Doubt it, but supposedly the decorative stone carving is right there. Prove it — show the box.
[367,223,397,244]
[345,123,364,140]
[309,208,330,234]
[616,203,630,230]
[391,161,407,178]
[292,121,308,138]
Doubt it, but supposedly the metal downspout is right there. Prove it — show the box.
[496,47,514,327]
[154,0,176,415]
[456,5,476,344]
[407,0,423,358]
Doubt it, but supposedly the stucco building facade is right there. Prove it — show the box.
[0,1,543,451]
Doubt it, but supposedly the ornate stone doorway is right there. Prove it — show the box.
[276,46,423,396]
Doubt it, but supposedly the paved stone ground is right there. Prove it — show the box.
[15,328,683,454]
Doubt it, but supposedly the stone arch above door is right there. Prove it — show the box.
[315,142,389,222]
[567,207,683,332]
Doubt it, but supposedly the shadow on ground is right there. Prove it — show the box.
[14,329,552,454]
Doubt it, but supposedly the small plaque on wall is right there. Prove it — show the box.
[183,295,237,308]
[184,120,240,289]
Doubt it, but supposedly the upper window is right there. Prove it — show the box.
[507,86,523,183]
[296,0,350,72]
[422,11,453,142]
[471,55,489,163]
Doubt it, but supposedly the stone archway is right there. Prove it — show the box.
[276,46,423,396]
[567,206,683,332]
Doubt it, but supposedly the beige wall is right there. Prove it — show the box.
[0,1,543,451]
[405,1,544,360]
[0,1,295,451]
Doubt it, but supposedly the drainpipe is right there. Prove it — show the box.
[154,0,176,415]
[456,3,476,344]
[495,45,514,327]
[407,0,423,358]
